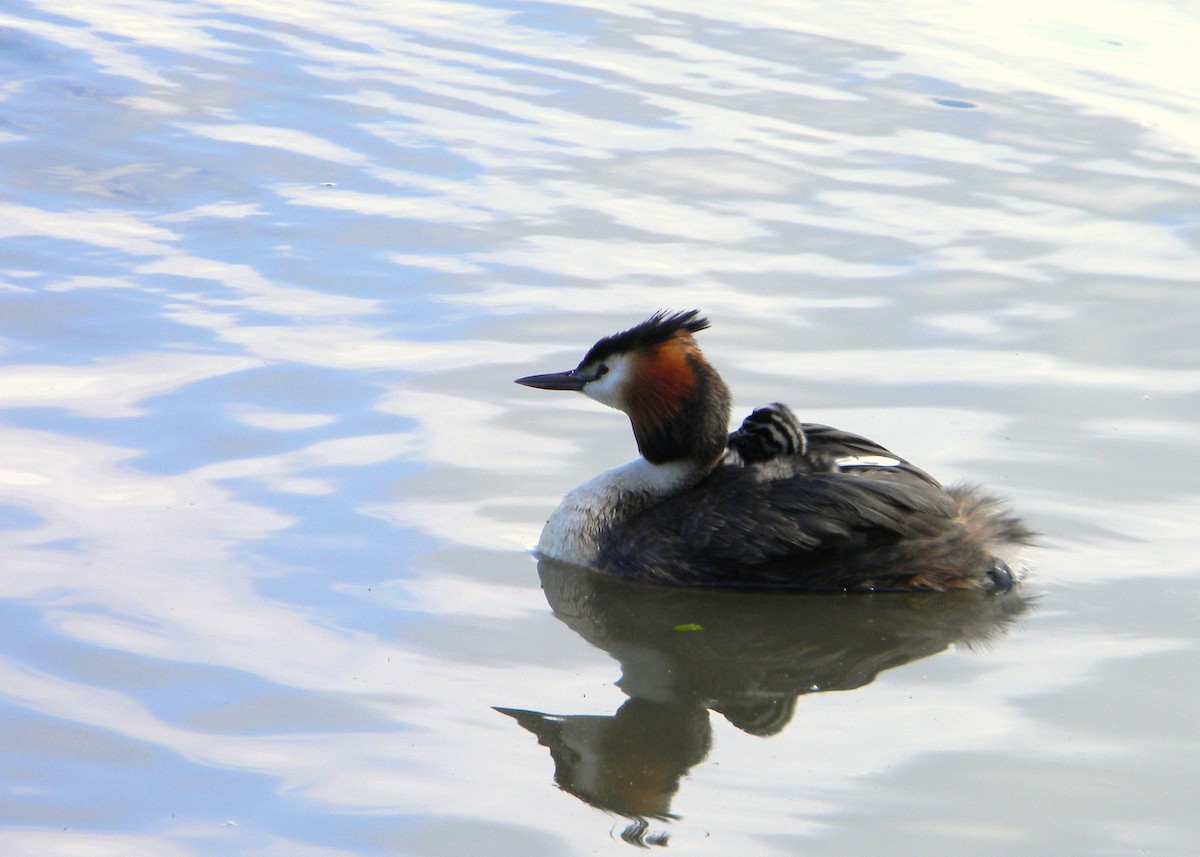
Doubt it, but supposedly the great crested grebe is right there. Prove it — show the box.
[516,310,1033,591]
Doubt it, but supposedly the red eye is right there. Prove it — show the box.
[596,364,609,378]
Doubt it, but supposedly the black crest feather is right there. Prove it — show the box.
[580,310,710,367]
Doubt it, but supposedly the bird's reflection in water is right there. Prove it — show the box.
[498,559,1032,846]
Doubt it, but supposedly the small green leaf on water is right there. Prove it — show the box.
[672,623,704,632]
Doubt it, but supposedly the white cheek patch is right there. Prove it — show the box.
[581,355,631,410]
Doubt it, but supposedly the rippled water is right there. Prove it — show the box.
[3,1,1199,854]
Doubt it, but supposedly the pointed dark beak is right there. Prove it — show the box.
[515,370,587,391]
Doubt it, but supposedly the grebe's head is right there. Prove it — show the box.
[516,310,732,465]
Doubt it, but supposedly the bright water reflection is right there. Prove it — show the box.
[2,0,1199,854]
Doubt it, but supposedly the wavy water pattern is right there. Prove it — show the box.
[2,1,1199,854]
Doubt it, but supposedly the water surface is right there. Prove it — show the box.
[2,1,1199,854]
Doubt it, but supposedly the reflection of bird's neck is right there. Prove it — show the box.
[497,698,712,823]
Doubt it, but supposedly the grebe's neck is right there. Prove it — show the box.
[623,339,731,466]
[536,456,712,566]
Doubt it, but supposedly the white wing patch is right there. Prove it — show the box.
[835,454,902,469]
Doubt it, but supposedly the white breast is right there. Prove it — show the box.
[536,458,704,566]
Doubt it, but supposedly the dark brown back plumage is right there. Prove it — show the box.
[603,405,1035,590]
